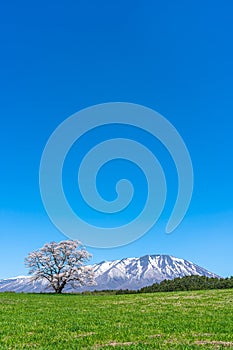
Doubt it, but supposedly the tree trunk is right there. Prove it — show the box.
[52,286,63,294]
[52,282,65,294]
[56,286,64,294]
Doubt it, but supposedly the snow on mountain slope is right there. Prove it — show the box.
[0,255,220,293]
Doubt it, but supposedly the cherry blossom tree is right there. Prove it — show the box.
[25,240,95,293]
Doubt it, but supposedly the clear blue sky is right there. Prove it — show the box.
[1,1,233,278]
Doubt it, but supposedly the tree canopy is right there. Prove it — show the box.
[25,240,95,293]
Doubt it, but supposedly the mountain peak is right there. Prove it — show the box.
[0,254,220,293]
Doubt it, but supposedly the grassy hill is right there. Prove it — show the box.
[0,289,233,349]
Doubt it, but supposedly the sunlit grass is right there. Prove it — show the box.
[0,289,233,349]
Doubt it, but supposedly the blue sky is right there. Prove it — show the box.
[1,1,233,278]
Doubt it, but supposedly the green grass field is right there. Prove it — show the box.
[0,289,233,349]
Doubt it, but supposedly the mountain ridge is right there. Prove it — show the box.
[0,254,220,293]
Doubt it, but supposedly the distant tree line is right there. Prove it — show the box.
[138,275,233,294]
[83,275,233,295]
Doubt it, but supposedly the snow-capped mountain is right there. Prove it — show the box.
[0,255,220,293]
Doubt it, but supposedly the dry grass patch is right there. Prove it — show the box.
[95,341,136,348]
[195,340,233,347]
[75,332,96,338]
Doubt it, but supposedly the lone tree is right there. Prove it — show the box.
[25,240,95,293]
